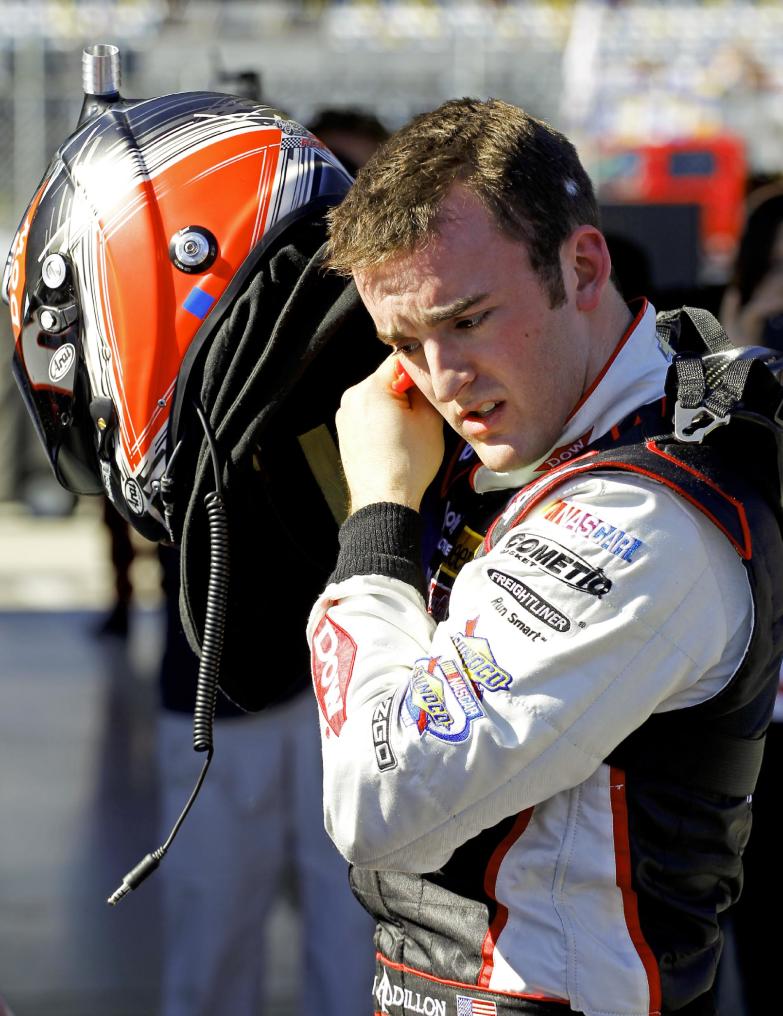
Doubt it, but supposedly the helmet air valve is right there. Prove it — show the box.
[42,254,68,290]
[169,226,218,274]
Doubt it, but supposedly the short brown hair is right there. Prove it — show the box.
[325,97,600,307]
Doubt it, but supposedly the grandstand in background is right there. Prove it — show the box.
[1,0,783,281]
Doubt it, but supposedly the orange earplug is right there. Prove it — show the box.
[391,362,415,394]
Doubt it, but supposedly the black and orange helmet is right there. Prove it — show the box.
[4,76,352,541]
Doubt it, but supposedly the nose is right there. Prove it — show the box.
[423,338,475,404]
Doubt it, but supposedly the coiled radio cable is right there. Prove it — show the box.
[108,402,229,905]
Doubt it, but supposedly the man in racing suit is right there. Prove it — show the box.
[307,99,783,1016]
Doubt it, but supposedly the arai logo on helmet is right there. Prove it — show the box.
[123,478,144,515]
[48,343,76,384]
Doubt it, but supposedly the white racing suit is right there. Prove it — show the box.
[307,302,783,1016]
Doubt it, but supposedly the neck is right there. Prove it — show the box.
[583,287,635,394]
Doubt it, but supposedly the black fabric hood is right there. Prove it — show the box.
[175,211,381,711]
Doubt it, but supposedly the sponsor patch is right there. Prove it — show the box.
[373,969,446,1015]
[371,695,397,771]
[311,616,356,736]
[436,523,484,580]
[501,531,611,596]
[450,623,513,692]
[489,597,547,642]
[402,657,484,744]
[487,568,572,632]
[542,498,645,563]
[535,429,593,473]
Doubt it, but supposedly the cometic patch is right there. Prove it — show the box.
[500,530,612,596]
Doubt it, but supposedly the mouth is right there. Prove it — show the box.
[461,400,501,422]
[458,400,505,438]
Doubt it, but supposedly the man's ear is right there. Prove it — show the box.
[565,226,612,312]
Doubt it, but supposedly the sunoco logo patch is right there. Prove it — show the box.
[450,626,513,691]
[501,531,611,596]
[402,657,483,744]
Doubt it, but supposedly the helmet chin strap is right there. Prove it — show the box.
[107,400,228,905]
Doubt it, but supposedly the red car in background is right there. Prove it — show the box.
[597,134,747,283]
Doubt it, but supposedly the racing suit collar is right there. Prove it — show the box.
[472,299,666,493]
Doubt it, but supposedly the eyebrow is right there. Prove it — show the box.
[376,292,489,345]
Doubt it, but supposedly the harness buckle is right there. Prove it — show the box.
[673,402,731,443]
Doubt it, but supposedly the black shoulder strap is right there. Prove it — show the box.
[656,308,783,485]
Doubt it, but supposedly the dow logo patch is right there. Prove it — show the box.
[311,616,356,736]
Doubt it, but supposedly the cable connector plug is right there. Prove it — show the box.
[107,847,165,906]
[105,749,212,907]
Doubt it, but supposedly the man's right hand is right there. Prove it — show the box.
[336,356,445,514]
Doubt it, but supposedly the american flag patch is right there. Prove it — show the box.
[456,996,498,1016]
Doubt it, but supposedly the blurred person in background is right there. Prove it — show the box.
[95,495,137,636]
[307,108,390,177]
[718,180,783,1016]
[152,103,389,1016]
[720,181,783,350]
[155,544,374,1016]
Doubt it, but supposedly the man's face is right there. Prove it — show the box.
[354,186,591,473]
